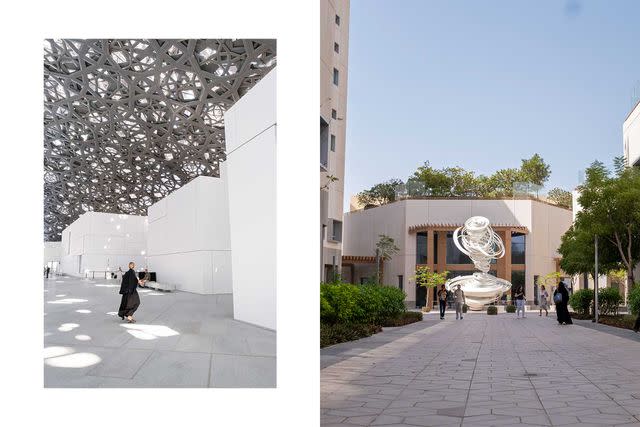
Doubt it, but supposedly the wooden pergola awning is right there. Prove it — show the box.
[408,223,529,234]
[342,255,377,264]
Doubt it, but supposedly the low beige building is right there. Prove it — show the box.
[342,197,573,308]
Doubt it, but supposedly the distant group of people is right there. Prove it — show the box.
[435,280,573,325]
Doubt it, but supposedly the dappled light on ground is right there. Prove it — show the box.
[45,352,101,368]
[121,324,180,340]
[58,323,79,332]
[75,335,91,341]
[76,309,91,314]
[44,346,74,359]
[48,298,88,304]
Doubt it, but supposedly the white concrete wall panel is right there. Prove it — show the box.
[59,212,148,277]
[146,176,232,295]
[225,68,276,330]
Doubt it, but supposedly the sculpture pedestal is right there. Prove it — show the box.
[446,273,511,311]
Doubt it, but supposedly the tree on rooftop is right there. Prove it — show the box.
[547,187,572,209]
[356,179,404,206]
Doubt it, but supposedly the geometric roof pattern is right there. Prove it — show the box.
[44,39,276,241]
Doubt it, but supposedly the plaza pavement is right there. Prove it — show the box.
[44,276,276,387]
[321,309,640,426]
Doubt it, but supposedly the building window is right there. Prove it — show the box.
[511,270,526,299]
[334,42,340,53]
[331,109,337,119]
[335,14,340,25]
[330,134,336,152]
[511,232,526,264]
[333,68,339,86]
[398,275,404,291]
[416,232,427,264]
[446,232,472,264]
[320,117,329,170]
[433,232,438,262]
[330,219,342,242]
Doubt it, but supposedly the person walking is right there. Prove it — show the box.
[539,285,549,316]
[454,284,466,320]
[515,286,526,318]
[117,262,145,323]
[45,266,50,279]
[553,280,573,325]
[437,284,447,320]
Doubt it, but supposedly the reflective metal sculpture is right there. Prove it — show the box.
[445,216,512,310]
[44,39,276,241]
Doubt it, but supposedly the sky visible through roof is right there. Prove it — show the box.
[344,0,640,209]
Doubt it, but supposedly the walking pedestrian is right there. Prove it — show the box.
[45,266,50,279]
[515,285,526,318]
[539,285,549,316]
[454,284,466,320]
[553,280,573,325]
[117,262,146,323]
[437,284,447,320]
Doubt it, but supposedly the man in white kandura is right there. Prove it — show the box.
[454,284,466,320]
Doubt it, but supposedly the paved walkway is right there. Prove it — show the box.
[321,311,640,426]
[44,276,276,387]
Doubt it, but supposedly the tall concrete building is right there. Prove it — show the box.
[320,0,350,281]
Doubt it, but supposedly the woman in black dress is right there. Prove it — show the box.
[553,280,573,325]
[118,262,145,323]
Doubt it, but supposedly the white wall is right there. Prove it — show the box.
[224,68,276,330]
[146,175,232,294]
[44,242,62,266]
[59,212,148,277]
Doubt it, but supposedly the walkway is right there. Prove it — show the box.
[44,276,276,387]
[321,311,640,426]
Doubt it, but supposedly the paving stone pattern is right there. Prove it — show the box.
[321,312,640,426]
[44,276,275,387]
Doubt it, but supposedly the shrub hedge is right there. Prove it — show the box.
[628,285,640,316]
[598,287,622,316]
[568,289,593,316]
[487,306,498,315]
[320,283,406,325]
[505,304,516,313]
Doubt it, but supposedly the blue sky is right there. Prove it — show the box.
[344,0,640,208]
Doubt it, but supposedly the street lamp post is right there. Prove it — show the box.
[593,234,599,324]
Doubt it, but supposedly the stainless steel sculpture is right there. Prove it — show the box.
[44,39,276,241]
[445,216,512,310]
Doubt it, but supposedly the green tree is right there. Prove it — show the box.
[558,222,620,281]
[547,187,573,209]
[409,162,454,196]
[489,168,525,197]
[520,153,551,187]
[375,234,400,284]
[356,179,404,206]
[412,266,449,312]
[576,160,640,284]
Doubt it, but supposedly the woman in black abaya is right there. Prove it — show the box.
[553,280,573,325]
[118,262,145,323]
